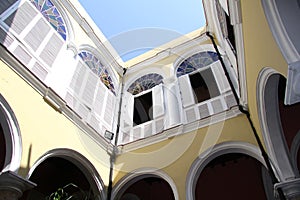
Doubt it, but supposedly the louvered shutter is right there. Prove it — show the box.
[0,0,18,15]
[122,91,134,129]
[81,69,98,108]
[102,89,115,128]
[24,18,50,51]
[152,84,165,118]
[178,74,195,107]
[3,2,38,35]
[211,61,230,93]
[39,33,64,68]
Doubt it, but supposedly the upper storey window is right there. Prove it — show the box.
[127,73,164,126]
[78,51,116,95]
[176,51,235,123]
[30,0,67,40]
[177,51,219,77]
[127,73,164,95]
[177,51,220,105]
[215,0,236,52]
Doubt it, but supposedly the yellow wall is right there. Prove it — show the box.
[0,60,111,186]
[240,0,288,136]
[114,114,258,198]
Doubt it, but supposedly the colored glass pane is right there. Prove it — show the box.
[78,51,116,95]
[176,51,218,77]
[127,73,163,95]
[30,0,67,40]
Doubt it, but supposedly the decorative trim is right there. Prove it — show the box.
[257,67,296,180]
[0,94,22,173]
[186,141,266,200]
[27,148,106,200]
[126,33,208,74]
[112,167,179,200]
[118,106,242,154]
[290,130,300,175]
[261,0,300,63]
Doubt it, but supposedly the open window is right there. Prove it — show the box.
[216,0,236,53]
[133,91,153,126]
[189,68,220,103]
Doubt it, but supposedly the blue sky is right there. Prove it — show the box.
[78,0,206,61]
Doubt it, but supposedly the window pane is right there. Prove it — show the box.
[189,68,220,103]
[133,92,153,126]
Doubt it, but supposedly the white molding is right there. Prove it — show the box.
[290,130,300,176]
[111,167,179,200]
[58,0,124,75]
[118,106,242,154]
[261,0,300,63]
[0,94,22,173]
[257,67,296,181]
[27,148,106,200]
[186,141,266,200]
[126,33,208,74]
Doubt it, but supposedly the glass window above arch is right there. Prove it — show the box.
[29,0,67,40]
[127,73,164,95]
[78,51,116,95]
[176,51,219,77]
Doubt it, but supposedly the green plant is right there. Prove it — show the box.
[46,183,90,200]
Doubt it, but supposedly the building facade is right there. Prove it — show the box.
[0,0,299,199]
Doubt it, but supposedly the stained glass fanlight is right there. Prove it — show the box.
[30,0,67,40]
[176,51,219,77]
[127,73,163,95]
[78,51,116,95]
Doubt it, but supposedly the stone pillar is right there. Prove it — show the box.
[163,77,181,129]
[0,171,36,200]
[275,178,300,200]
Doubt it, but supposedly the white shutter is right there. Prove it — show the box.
[103,89,115,128]
[178,74,195,107]
[211,61,230,93]
[185,107,198,123]
[31,62,48,81]
[0,27,13,47]
[13,45,32,65]
[198,103,210,119]
[152,84,164,118]
[24,18,50,51]
[39,33,63,67]
[4,2,38,35]
[122,91,134,129]
[0,0,18,15]
[81,70,98,108]
[69,61,86,95]
[93,82,106,118]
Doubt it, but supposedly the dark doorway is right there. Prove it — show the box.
[22,157,97,200]
[119,177,175,200]
[195,153,268,200]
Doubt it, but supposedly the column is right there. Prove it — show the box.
[0,171,35,200]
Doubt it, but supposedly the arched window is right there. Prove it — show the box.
[30,0,67,40]
[78,51,115,95]
[127,73,163,95]
[176,50,234,123]
[120,73,165,143]
[176,51,219,77]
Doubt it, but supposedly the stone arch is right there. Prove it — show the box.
[0,93,22,173]
[186,141,268,200]
[26,148,106,199]
[112,168,179,200]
